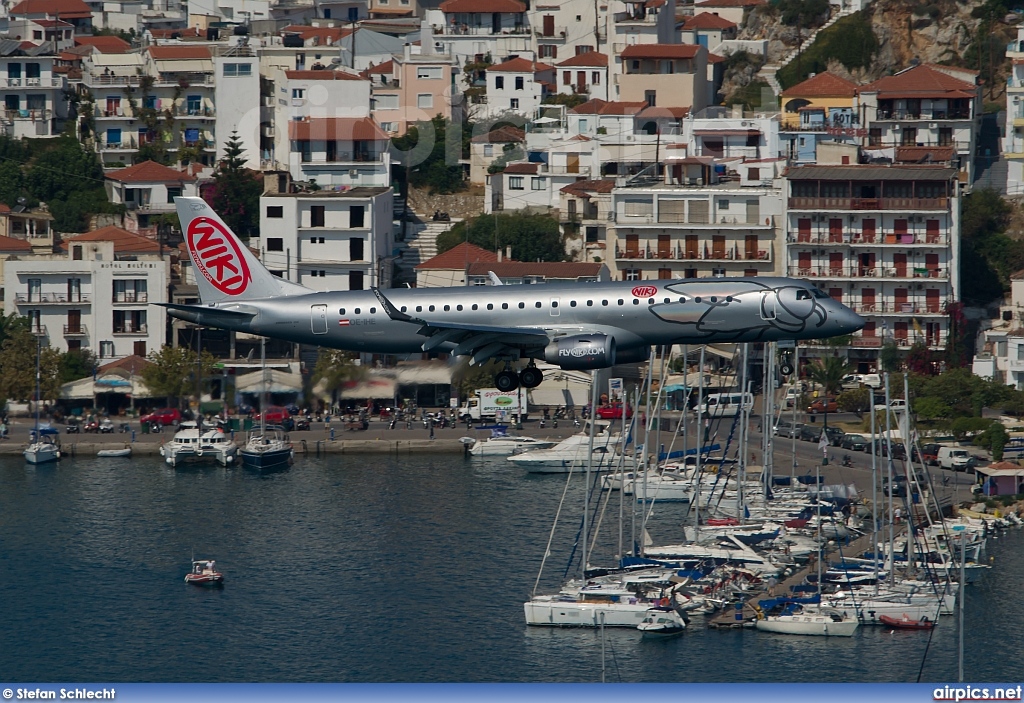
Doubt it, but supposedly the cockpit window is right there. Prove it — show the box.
[796,290,811,300]
[813,288,829,299]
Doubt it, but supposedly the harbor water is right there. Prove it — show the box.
[1,454,1021,682]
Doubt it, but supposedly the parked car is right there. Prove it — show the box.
[874,398,908,412]
[823,426,845,445]
[259,406,291,424]
[774,420,805,438]
[799,424,844,445]
[938,446,972,472]
[596,402,632,420]
[782,387,802,408]
[140,408,181,427]
[841,374,862,391]
[920,443,941,465]
[841,433,869,451]
[806,398,839,414]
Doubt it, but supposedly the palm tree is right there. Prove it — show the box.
[806,356,851,432]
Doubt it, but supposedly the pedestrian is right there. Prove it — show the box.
[894,507,902,523]
[766,575,777,596]
[429,418,435,440]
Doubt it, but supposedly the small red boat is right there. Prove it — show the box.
[880,614,935,630]
[784,518,809,529]
[707,518,739,526]
[185,559,224,586]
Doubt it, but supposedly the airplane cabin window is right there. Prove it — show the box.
[602,300,608,306]
[400,306,407,312]
[429,305,435,311]
[647,298,654,304]
[444,305,450,311]
[726,297,733,302]
[518,302,525,309]
[535,302,542,308]
[457,305,463,311]
[339,308,346,314]
[695,297,702,303]
[617,299,624,305]
[416,306,423,312]
[570,301,577,307]
[710,297,717,303]
[472,304,478,310]
[587,300,593,306]
[552,301,558,308]
[487,303,493,310]
[664,298,670,303]
[355,308,361,314]
[502,303,509,309]
[370,307,377,313]
[678,297,685,303]
[633,299,640,305]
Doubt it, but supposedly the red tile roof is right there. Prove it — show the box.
[894,145,955,163]
[694,0,765,6]
[416,242,498,269]
[75,35,132,53]
[560,179,615,196]
[621,44,701,60]
[147,27,202,39]
[147,45,212,60]
[637,105,690,119]
[33,18,72,26]
[361,59,394,77]
[0,204,10,213]
[105,160,196,184]
[470,125,525,143]
[285,69,365,80]
[707,52,726,64]
[98,354,153,375]
[572,98,647,115]
[682,12,737,29]
[288,117,388,141]
[9,0,92,18]
[60,226,163,254]
[281,25,352,45]
[556,51,609,68]
[439,0,525,10]
[861,64,977,99]
[487,57,553,73]
[466,261,602,278]
[501,162,539,174]
[782,71,859,98]
[0,235,32,252]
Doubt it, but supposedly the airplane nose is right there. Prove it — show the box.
[832,304,865,332]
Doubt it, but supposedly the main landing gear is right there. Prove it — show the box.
[494,364,544,392]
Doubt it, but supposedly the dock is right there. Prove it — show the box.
[0,438,469,457]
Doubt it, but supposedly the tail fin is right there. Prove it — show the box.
[175,197,311,304]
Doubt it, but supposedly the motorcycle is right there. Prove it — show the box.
[432,210,450,222]
[65,418,81,434]
[83,419,100,433]
[841,454,853,468]
[99,418,115,433]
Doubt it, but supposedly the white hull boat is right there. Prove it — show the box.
[24,441,59,464]
[469,434,555,456]
[524,596,655,627]
[827,598,939,625]
[755,606,859,636]
[160,422,238,467]
[97,447,131,458]
[508,423,629,473]
[637,607,687,636]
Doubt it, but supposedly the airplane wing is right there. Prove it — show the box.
[372,287,562,365]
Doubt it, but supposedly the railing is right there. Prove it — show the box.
[616,212,766,226]
[788,233,947,245]
[875,109,971,121]
[155,73,214,86]
[15,293,92,304]
[101,138,138,150]
[810,334,945,348]
[86,75,143,87]
[63,324,88,337]
[113,293,149,304]
[787,266,947,279]
[29,325,47,337]
[113,323,148,335]
[301,152,386,164]
[176,107,215,117]
[787,197,949,211]
[4,109,51,121]
[434,24,530,36]
[0,77,62,88]
[850,337,883,348]
[617,246,770,261]
[535,25,567,37]
[847,302,946,314]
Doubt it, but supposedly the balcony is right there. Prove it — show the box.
[86,74,143,87]
[154,73,214,86]
[846,302,947,315]
[175,107,215,118]
[100,138,138,151]
[616,212,770,227]
[787,233,948,246]
[4,109,51,122]
[875,109,972,121]
[0,77,62,88]
[29,325,47,337]
[63,324,88,337]
[787,265,948,280]
[849,336,883,348]
[434,24,530,36]
[1006,358,1024,371]
[535,25,567,37]
[617,245,771,261]
[112,293,149,304]
[301,152,386,165]
[787,197,950,211]
[113,323,148,335]
[15,293,92,305]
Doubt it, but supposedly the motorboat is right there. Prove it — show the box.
[468,430,555,456]
[185,559,224,586]
[24,436,60,465]
[97,447,132,458]
[239,427,293,470]
[159,422,238,467]
[507,421,630,473]
[879,614,936,630]
[637,607,687,637]
[754,604,859,637]
[524,571,674,627]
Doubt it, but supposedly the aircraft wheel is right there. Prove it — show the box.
[495,370,520,392]
[780,362,794,376]
[519,367,543,389]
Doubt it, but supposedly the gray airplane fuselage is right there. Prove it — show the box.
[174,277,863,358]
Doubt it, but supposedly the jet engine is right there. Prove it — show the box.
[544,334,616,370]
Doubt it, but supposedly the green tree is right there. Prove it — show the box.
[959,189,1023,304]
[836,388,869,416]
[949,416,993,441]
[0,159,25,207]
[0,327,61,403]
[880,341,900,372]
[437,212,565,262]
[976,421,1008,461]
[23,136,122,232]
[391,116,465,195]
[806,356,850,397]
[207,131,262,238]
[142,345,216,408]
[914,395,952,421]
[776,11,877,88]
[58,349,97,385]
[310,349,365,406]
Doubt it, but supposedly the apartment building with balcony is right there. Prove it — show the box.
[263,66,371,169]
[0,45,68,139]
[554,51,608,101]
[607,174,783,281]
[972,271,1024,388]
[287,116,391,187]
[678,11,737,50]
[858,64,980,183]
[2,229,168,361]
[8,0,94,33]
[783,163,961,370]
[363,40,460,136]
[606,0,674,74]
[482,56,554,118]
[779,71,861,163]
[529,0,606,62]
[614,44,708,112]
[430,0,532,71]
[104,160,199,234]
[253,177,393,292]
[560,178,614,261]
[1005,28,1024,196]
[469,124,524,184]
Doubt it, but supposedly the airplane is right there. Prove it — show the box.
[164,197,864,392]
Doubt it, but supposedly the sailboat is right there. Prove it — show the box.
[239,338,293,470]
[24,336,59,465]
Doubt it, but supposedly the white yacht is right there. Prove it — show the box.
[468,432,555,456]
[24,436,60,464]
[524,569,676,627]
[754,604,860,636]
[507,421,630,473]
[160,422,238,467]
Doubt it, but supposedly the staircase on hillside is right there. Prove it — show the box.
[757,8,851,96]
[391,217,462,285]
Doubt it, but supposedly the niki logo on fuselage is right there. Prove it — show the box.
[187,218,252,296]
[649,281,827,339]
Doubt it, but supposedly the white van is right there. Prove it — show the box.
[937,447,971,472]
[703,392,755,418]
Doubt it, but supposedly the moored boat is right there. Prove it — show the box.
[879,614,936,630]
[97,447,132,458]
[637,606,687,637]
[185,559,224,586]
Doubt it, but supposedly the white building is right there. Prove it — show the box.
[254,177,394,291]
[3,228,168,361]
[1005,29,1024,196]
[104,160,200,235]
[973,271,1024,388]
[482,56,554,119]
[783,163,961,371]
[287,116,391,187]
[554,51,608,101]
[0,45,68,139]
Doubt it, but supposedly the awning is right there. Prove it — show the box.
[59,375,154,400]
[236,369,304,394]
[339,378,397,399]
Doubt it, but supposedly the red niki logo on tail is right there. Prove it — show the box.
[187,217,252,296]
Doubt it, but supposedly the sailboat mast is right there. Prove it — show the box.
[870,387,879,595]
[582,371,598,578]
[884,372,896,587]
[261,337,267,435]
[694,346,705,542]
[35,334,40,433]
[737,343,748,523]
